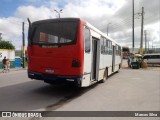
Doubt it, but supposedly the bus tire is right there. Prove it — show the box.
[100,68,108,83]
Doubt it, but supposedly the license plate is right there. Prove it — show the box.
[45,69,54,73]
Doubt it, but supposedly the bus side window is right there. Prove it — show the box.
[84,27,90,53]
[118,46,120,55]
[143,55,149,59]
[100,37,104,54]
[115,45,118,55]
[104,38,107,54]
[108,40,111,54]
[110,41,112,55]
[106,39,109,54]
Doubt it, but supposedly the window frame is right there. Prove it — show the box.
[84,26,91,53]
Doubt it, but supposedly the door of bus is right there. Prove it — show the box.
[91,37,100,81]
[112,45,116,72]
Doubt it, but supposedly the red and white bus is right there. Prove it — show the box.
[27,18,122,87]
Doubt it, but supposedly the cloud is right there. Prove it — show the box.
[15,6,52,21]
[62,0,121,18]
[0,17,23,49]
[0,0,159,50]
[109,0,160,48]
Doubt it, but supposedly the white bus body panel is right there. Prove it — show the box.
[81,74,91,87]
[81,22,122,87]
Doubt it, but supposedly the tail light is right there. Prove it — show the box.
[72,59,81,68]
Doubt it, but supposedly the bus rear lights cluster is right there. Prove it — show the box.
[72,59,81,67]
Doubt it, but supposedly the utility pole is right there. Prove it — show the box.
[132,0,135,54]
[148,38,149,53]
[140,7,144,54]
[0,33,2,41]
[22,22,25,68]
[152,39,153,50]
[144,30,147,53]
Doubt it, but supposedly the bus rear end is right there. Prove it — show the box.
[27,18,84,86]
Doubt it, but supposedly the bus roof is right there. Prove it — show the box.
[31,18,81,25]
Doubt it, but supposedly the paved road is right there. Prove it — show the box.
[55,68,160,111]
[0,70,79,111]
[0,66,160,120]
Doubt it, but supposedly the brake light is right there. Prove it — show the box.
[72,59,81,67]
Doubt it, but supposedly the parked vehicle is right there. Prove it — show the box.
[142,54,160,65]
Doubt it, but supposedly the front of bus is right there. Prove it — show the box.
[27,18,84,86]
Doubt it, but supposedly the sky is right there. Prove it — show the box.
[0,0,159,50]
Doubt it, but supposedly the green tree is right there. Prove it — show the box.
[0,40,15,50]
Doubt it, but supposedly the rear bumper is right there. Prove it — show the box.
[28,70,82,86]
